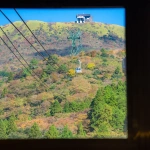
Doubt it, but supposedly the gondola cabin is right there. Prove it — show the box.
[76,59,82,73]
[76,67,82,73]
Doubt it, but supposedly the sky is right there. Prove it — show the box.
[0,8,125,26]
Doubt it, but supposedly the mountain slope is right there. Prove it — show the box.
[0,21,125,71]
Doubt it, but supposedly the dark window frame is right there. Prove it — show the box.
[0,0,149,149]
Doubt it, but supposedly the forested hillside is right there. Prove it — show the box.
[0,47,127,139]
[0,21,125,72]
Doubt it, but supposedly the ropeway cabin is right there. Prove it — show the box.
[76,59,82,73]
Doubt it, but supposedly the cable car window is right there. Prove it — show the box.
[0,8,126,139]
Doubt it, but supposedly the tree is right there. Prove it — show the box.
[89,102,112,131]
[111,67,121,79]
[0,80,4,87]
[22,68,31,78]
[41,72,47,80]
[45,64,55,74]
[63,101,70,113]
[7,115,17,135]
[0,70,9,77]
[1,87,8,98]
[115,67,120,74]
[50,100,62,116]
[45,125,59,139]
[101,48,109,57]
[110,108,126,132]
[7,72,14,82]
[58,64,68,74]
[61,125,73,138]
[46,55,58,65]
[90,50,97,57]
[77,122,86,138]
[0,120,7,139]
[89,88,112,131]
[29,123,41,139]
[30,58,39,69]
[101,48,105,53]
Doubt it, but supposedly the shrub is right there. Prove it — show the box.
[51,72,58,83]
[87,63,95,70]
[67,69,75,77]
[110,55,115,59]
[0,71,9,77]
[90,50,97,57]
[93,69,102,76]
[101,52,109,57]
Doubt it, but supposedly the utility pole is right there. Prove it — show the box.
[67,29,82,56]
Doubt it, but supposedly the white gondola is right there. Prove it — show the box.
[76,59,82,73]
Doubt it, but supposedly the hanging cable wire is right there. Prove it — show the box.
[0,26,46,71]
[0,9,48,61]
[0,36,49,89]
[13,8,59,67]
[14,8,51,57]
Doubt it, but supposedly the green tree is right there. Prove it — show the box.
[46,55,58,65]
[45,125,59,139]
[58,64,68,73]
[50,100,62,116]
[29,123,41,139]
[111,67,121,79]
[1,87,8,98]
[0,70,9,77]
[110,108,126,132]
[45,65,55,74]
[61,125,73,138]
[7,115,17,135]
[0,120,7,139]
[89,102,112,131]
[115,67,120,74]
[63,101,70,113]
[89,88,112,131]
[22,68,31,78]
[0,80,4,87]
[7,72,14,82]
[69,101,78,112]
[77,122,86,138]
[101,48,109,57]
[30,58,39,69]
[101,48,105,53]
[41,72,48,80]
